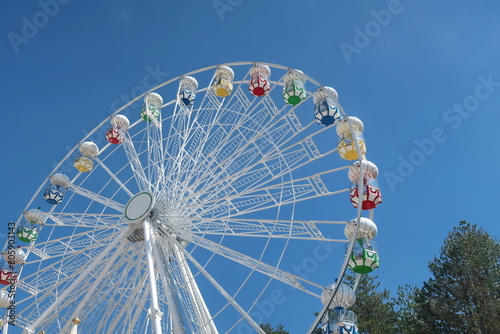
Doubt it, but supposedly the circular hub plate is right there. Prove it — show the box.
[124,191,155,222]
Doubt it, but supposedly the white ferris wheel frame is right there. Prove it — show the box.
[1,61,375,334]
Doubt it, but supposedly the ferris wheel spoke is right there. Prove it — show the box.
[158,245,207,333]
[82,242,148,333]
[167,83,224,181]
[41,212,122,228]
[122,136,150,191]
[105,270,149,333]
[24,227,130,333]
[170,236,265,334]
[184,144,343,209]
[172,81,260,178]
[25,228,115,261]
[163,104,192,188]
[214,106,303,167]
[174,127,341,208]
[154,233,218,334]
[167,227,321,295]
[94,157,135,197]
[80,245,149,333]
[183,217,347,241]
[183,100,304,189]
[172,87,254,186]
[24,236,107,268]
[18,231,120,298]
[59,236,130,333]
[175,170,349,218]
[68,182,125,212]
[129,284,153,332]
[145,116,166,195]
[173,95,281,195]
[108,281,151,333]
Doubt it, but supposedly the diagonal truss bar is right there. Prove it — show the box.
[68,183,125,212]
[172,170,349,218]
[41,212,122,228]
[165,217,347,241]
[168,226,322,295]
[122,135,150,191]
[25,228,115,261]
[170,139,345,217]
[94,157,134,197]
[145,105,166,194]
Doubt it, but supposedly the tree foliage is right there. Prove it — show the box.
[392,284,423,333]
[260,323,289,334]
[415,221,500,333]
[343,272,397,334]
[262,221,500,334]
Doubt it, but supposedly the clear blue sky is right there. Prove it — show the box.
[1,0,500,333]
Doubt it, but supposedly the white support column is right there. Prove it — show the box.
[150,237,185,334]
[143,218,163,334]
[172,238,265,334]
[171,244,218,334]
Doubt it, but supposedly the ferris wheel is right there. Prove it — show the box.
[0,62,382,334]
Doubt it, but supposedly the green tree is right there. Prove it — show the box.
[260,323,289,334]
[416,221,500,333]
[392,284,423,333]
[343,272,397,334]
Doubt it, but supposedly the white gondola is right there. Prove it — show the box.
[283,69,306,105]
[248,64,271,97]
[313,86,341,126]
[212,65,234,97]
[178,76,198,107]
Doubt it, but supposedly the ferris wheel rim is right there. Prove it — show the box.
[3,62,378,334]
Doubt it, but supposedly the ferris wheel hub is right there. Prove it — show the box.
[124,191,155,222]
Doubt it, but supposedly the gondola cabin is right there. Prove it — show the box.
[348,243,380,274]
[16,223,38,243]
[0,265,17,285]
[349,183,382,210]
[178,76,198,107]
[106,128,124,145]
[283,70,306,106]
[248,65,271,97]
[74,155,93,172]
[212,66,234,97]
